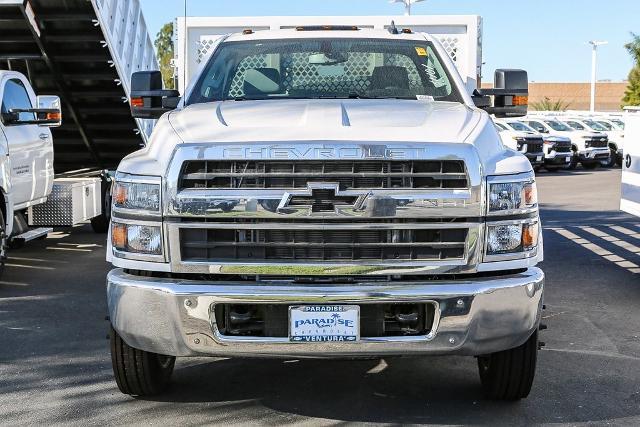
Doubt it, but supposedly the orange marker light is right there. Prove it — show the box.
[46,112,61,121]
[513,96,528,106]
[522,223,539,250]
[112,223,127,250]
[524,183,537,206]
[131,97,144,108]
[112,183,127,206]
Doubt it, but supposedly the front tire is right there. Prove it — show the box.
[0,209,7,279]
[477,331,538,400]
[568,151,578,170]
[604,148,617,168]
[110,325,175,396]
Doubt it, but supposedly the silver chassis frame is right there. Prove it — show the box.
[107,267,544,358]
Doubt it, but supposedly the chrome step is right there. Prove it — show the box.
[12,227,53,244]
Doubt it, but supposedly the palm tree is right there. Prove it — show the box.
[530,97,571,111]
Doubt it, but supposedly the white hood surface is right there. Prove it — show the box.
[119,98,529,177]
[168,99,481,145]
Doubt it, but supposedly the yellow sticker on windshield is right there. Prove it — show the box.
[415,47,428,56]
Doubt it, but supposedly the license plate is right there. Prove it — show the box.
[289,305,359,342]
[536,156,543,162]
[566,157,571,163]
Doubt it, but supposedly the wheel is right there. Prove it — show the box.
[91,183,112,233]
[0,209,7,279]
[110,325,175,396]
[533,165,542,173]
[568,152,578,170]
[604,149,617,168]
[582,162,599,170]
[477,331,538,400]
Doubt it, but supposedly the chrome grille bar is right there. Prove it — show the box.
[179,160,469,190]
[179,225,468,262]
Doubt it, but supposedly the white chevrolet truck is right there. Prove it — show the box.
[107,27,544,400]
[0,71,61,276]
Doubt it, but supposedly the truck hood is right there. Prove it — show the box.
[168,99,481,144]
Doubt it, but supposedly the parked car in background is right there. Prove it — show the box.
[494,120,544,170]
[523,117,610,170]
[497,119,572,171]
[564,118,621,167]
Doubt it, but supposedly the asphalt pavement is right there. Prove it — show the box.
[1,168,639,426]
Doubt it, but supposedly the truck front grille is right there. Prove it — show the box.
[524,138,543,153]
[179,160,468,190]
[552,140,572,153]
[180,226,468,261]
[585,138,608,148]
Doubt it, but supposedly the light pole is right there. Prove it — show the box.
[588,40,608,113]
[389,0,427,16]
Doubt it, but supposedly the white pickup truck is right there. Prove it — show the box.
[107,26,544,400]
[523,117,610,169]
[0,71,61,275]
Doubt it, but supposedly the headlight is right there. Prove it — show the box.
[487,175,537,215]
[112,173,161,213]
[486,221,539,256]
[112,222,162,255]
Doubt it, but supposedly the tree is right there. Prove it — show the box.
[530,97,571,111]
[154,22,174,89]
[622,32,640,107]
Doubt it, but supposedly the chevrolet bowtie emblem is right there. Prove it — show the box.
[277,183,369,213]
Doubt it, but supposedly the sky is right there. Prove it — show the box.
[139,0,639,83]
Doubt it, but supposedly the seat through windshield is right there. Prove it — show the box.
[187,38,463,105]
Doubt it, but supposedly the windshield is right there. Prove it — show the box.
[596,120,613,130]
[583,119,607,131]
[565,121,585,130]
[611,119,625,129]
[187,38,463,104]
[507,121,535,132]
[545,120,572,131]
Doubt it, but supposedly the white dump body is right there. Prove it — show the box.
[175,15,482,94]
[621,107,640,217]
[91,0,159,141]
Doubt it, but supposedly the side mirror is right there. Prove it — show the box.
[5,95,62,127]
[130,71,180,119]
[474,69,528,118]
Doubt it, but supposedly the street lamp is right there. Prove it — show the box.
[588,40,608,113]
[389,0,427,16]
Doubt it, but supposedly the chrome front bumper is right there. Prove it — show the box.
[107,267,544,358]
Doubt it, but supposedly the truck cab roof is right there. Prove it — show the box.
[224,27,432,43]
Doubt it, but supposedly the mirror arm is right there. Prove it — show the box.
[6,108,61,125]
[131,90,180,98]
